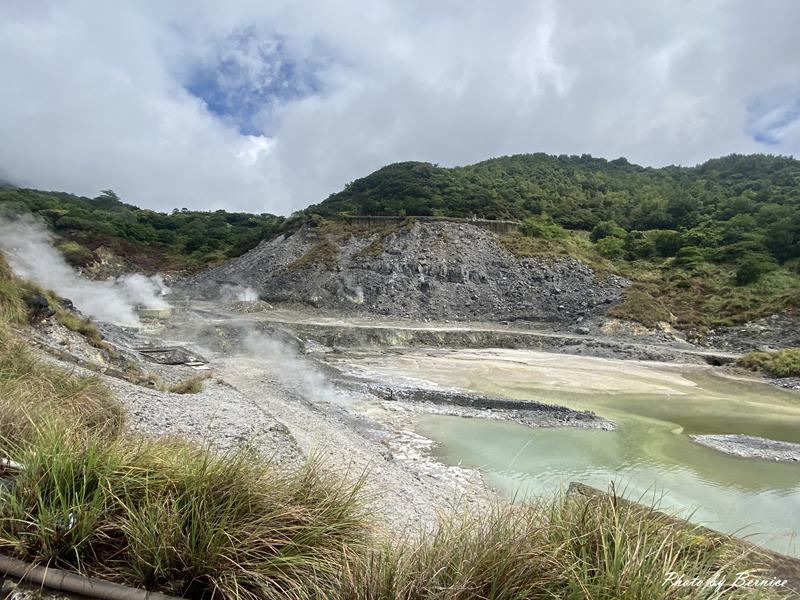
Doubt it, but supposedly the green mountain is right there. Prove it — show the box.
[1,152,799,331]
[308,153,800,264]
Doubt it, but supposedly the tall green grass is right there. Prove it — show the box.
[0,424,369,600]
[341,493,775,600]
[0,335,123,444]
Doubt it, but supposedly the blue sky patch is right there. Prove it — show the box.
[185,28,323,135]
[746,87,800,146]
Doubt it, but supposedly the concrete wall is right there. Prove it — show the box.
[338,215,520,235]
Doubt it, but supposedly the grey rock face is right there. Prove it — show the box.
[190,222,628,323]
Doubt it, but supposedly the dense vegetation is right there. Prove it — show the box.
[0,257,787,599]
[306,153,800,331]
[0,188,285,270]
[311,155,800,266]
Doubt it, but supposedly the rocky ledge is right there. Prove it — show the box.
[690,434,800,462]
[359,381,614,430]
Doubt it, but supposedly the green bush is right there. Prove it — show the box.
[520,217,568,240]
[58,241,94,267]
[674,246,706,269]
[624,231,657,259]
[738,348,800,377]
[595,236,625,259]
[652,230,683,257]
[735,254,778,285]
[590,220,626,242]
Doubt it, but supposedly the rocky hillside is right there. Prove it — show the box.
[191,220,627,323]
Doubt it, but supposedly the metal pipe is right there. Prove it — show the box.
[0,458,24,472]
[0,554,180,600]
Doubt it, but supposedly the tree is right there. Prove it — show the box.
[590,220,626,242]
[652,230,683,257]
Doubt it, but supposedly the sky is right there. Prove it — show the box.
[0,0,798,215]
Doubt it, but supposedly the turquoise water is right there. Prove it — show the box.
[348,349,800,556]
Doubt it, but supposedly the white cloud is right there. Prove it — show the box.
[0,0,798,215]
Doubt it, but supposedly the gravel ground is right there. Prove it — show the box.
[210,352,490,535]
[30,310,494,536]
[102,376,299,465]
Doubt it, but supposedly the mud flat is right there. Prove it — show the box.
[691,434,800,462]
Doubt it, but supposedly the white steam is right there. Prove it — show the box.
[220,284,259,302]
[345,285,364,305]
[116,273,171,309]
[0,214,169,325]
[243,331,346,405]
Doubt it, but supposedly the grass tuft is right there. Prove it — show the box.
[342,489,774,600]
[0,338,123,445]
[165,373,208,394]
[0,424,369,600]
[287,239,340,272]
[56,309,120,358]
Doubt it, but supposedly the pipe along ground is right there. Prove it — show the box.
[0,554,180,600]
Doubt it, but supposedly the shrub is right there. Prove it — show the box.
[590,220,626,242]
[652,230,683,257]
[520,217,568,240]
[58,241,94,267]
[595,236,625,259]
[735,254,778,285]
[714,240,771,263]
[625,231,657,259]
[674,246,706,269]
[738,348,800,378]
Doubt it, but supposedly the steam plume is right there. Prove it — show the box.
[220,284,259,302]
[243,331,346,405]
[0,214,169,325]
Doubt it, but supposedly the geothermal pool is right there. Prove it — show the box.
[345,349,800,557]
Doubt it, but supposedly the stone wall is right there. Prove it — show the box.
[339,215,520,235]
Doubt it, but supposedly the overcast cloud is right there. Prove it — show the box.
[0,0,798,214]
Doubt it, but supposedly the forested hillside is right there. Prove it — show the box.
[1,152,798,331]
[304,153,800,330]
[310,153,800,266]
[0,188,284,270]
